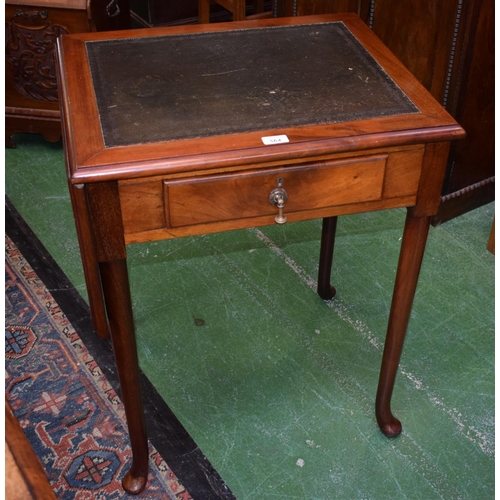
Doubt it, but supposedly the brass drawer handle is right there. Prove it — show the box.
[268,178,288,224]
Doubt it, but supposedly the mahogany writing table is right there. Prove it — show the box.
[56,14,465,494]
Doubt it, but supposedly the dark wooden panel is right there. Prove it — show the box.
[287,0,494,222]
[444,0,494,192]
[371,0,460,101]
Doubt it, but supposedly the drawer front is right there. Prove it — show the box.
[164,155,387,228]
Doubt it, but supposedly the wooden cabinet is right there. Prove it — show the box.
[282,0,494,222]
[5,0,131,147]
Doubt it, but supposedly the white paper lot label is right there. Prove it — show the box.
[261,134,290,145]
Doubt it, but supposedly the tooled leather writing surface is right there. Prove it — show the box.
[85,22,418,148]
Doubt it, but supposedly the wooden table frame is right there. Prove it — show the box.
[56,14,464,494]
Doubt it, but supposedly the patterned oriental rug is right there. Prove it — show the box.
[5,198,234,500]
[5,233,191,499]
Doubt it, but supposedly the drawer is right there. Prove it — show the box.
[164,155,387,228]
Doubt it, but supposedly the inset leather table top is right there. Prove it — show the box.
[85,22,418,148]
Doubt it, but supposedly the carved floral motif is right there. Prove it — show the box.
[5,10,69,102]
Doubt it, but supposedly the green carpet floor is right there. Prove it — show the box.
[6,133,495,499]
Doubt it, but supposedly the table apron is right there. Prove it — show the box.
[119,146,424,243]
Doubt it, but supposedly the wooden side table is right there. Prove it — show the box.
[56,14,465,494]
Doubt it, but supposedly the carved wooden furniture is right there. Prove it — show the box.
[5,0,131,147]
[57,14,464,494]
[278,0,494,223]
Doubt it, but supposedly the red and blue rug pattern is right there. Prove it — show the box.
[5,234,192,499]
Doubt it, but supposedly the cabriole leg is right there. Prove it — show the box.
[376,208,431,437]
[85,181,149,493]
[317,216,338,300]
[100,259,149,494]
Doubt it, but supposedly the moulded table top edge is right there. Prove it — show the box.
[66,124,464,184]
